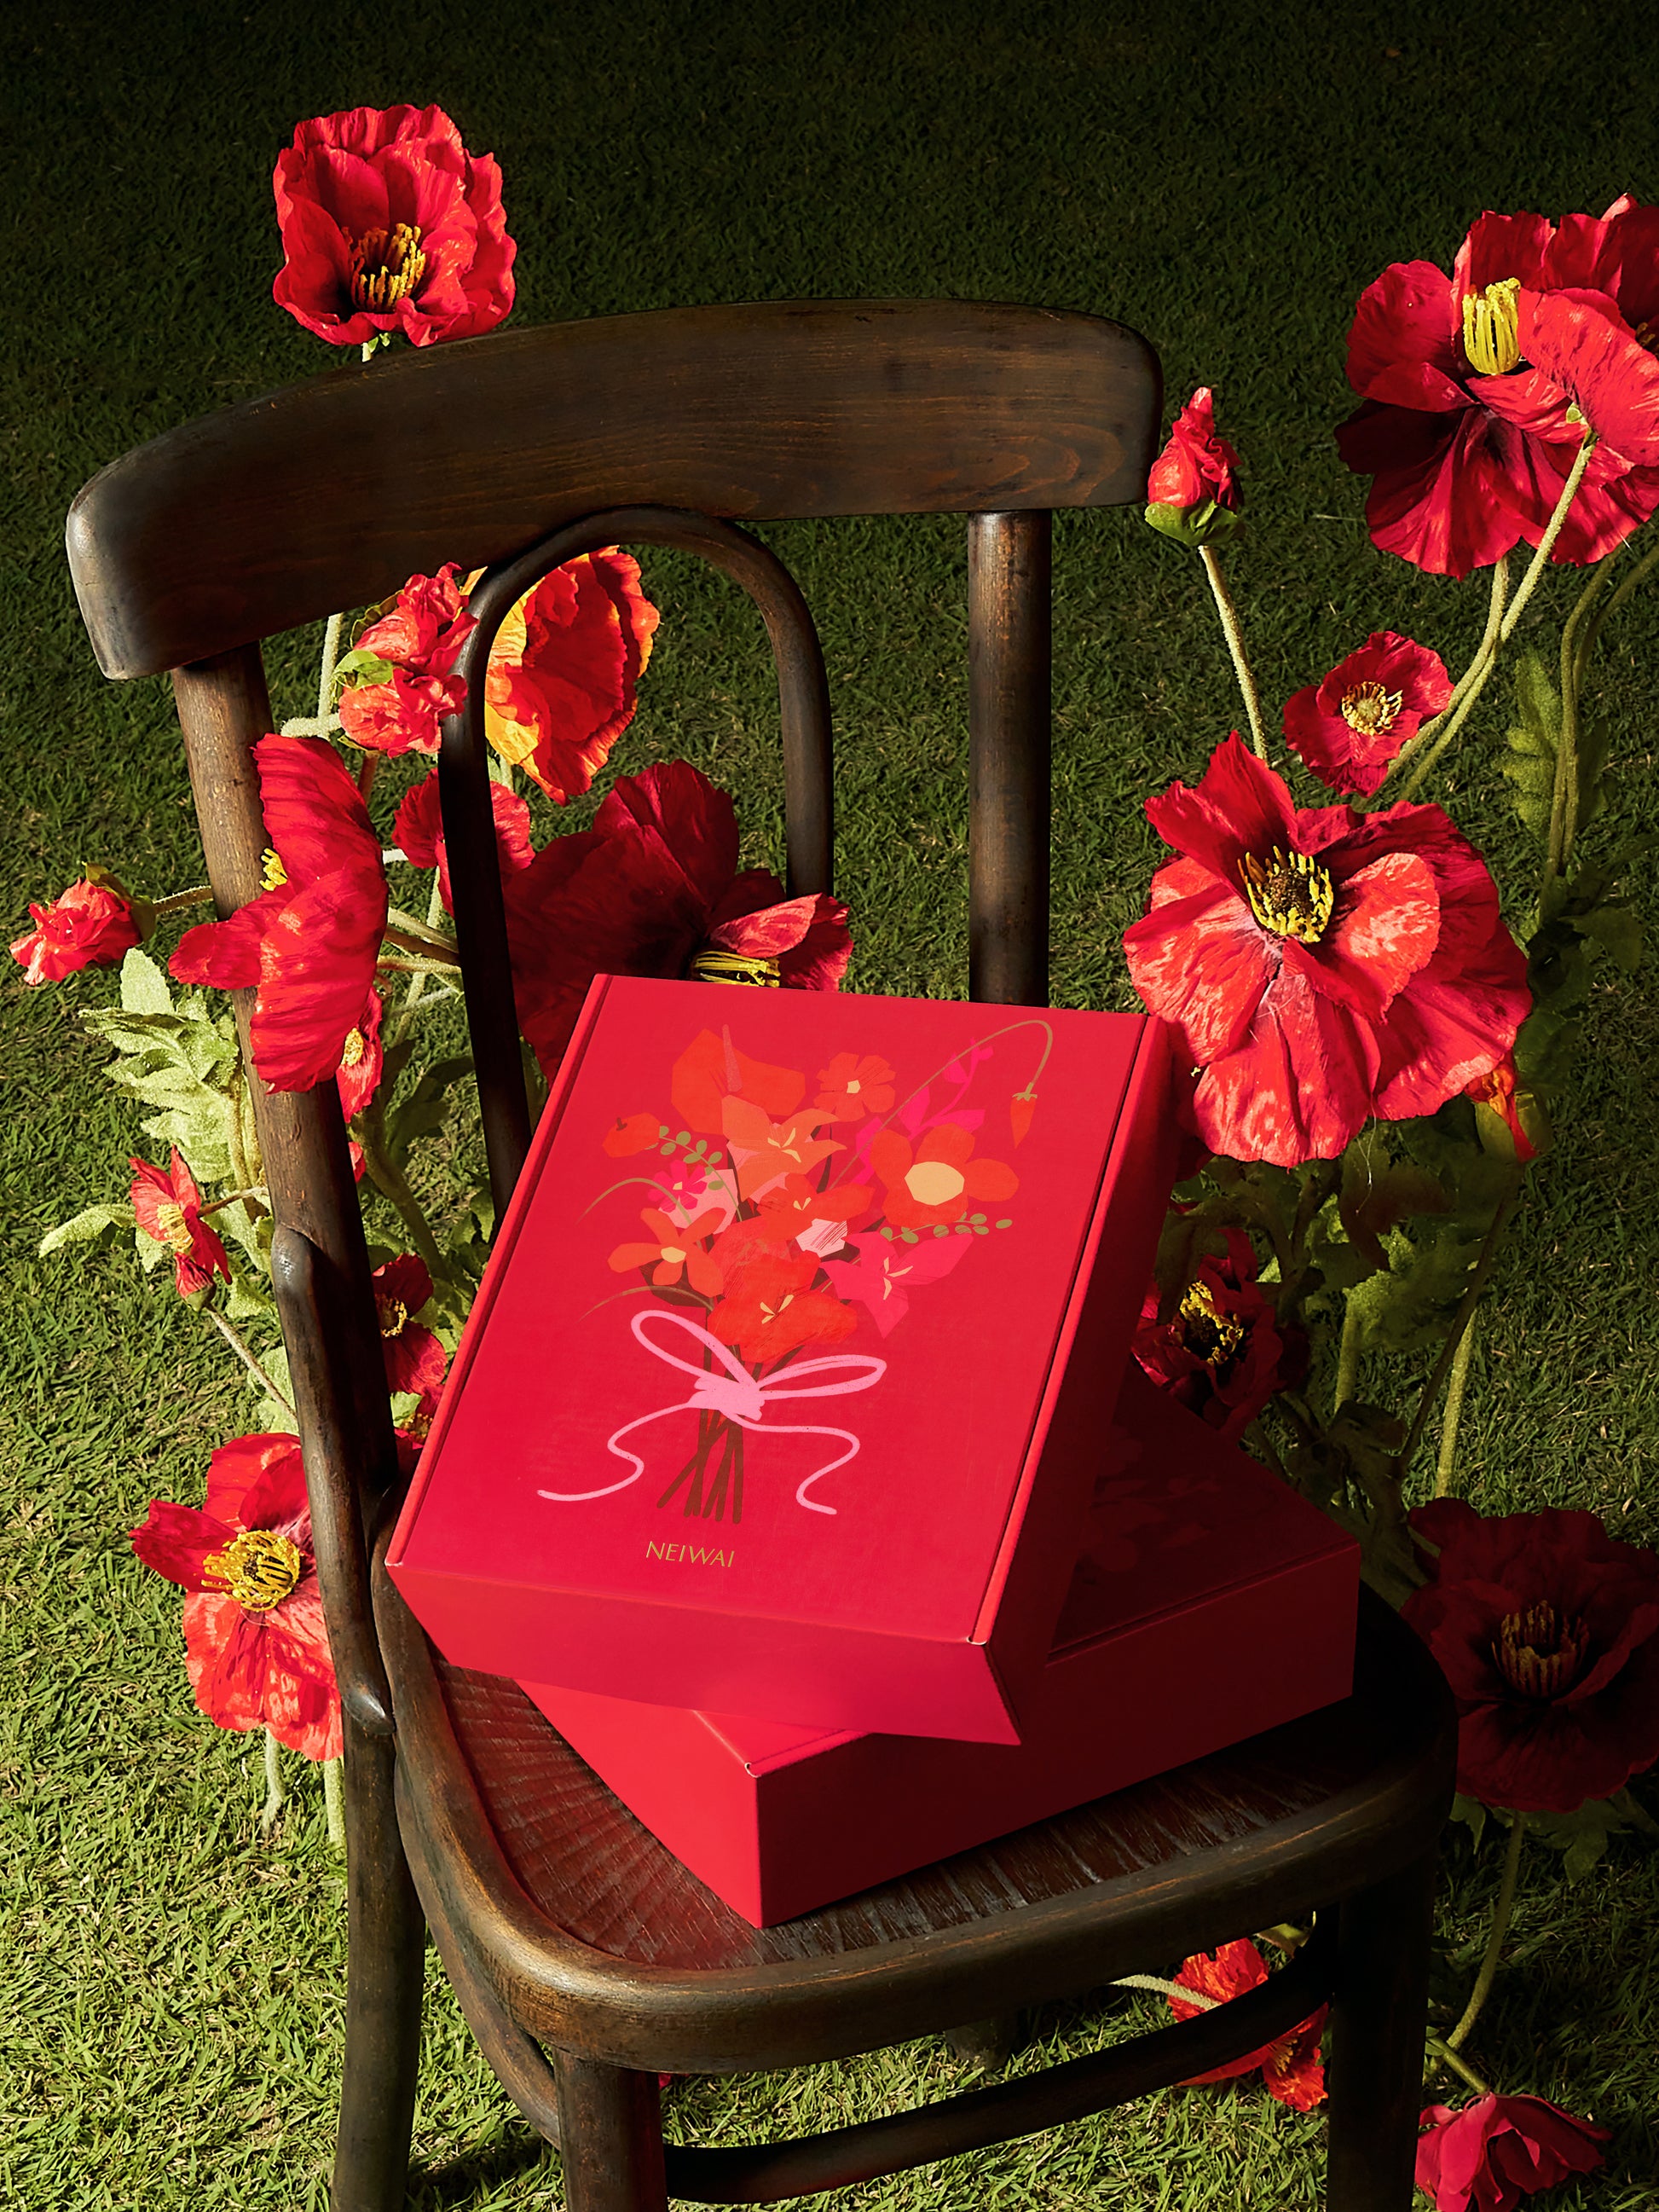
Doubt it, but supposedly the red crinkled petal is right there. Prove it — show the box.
[707,889,855,991]
[1517,287,1659,469]
[1191,969,1382,1167]
[335,985,384,1121]
[392,770,532,913]
[488,552,657,802]
[246,877,386,1093]
[130,1498,237,1590]
[1124,872,1274,1067]
[1454,208,1557,297]
[594,760,740,914]
[170,887,287,990]
[182,1586,342,1760]
[1143,732,1296,879]
[206,1431,309,1537]
[1344,258,1462,405]
[256,734,384,889]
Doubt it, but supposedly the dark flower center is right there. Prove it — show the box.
[1339,680,1402,737]
[203,1528,303,1613]
[1462,277,1524,377]
[376,1294,409,1340]
[1494,1601,1592,1700]
[1178,1281,1245,1378]
[1240,847,1335,944]
[688,947,783,987]
[350,223,428,312]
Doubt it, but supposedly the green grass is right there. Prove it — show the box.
[3,0,1659,2202]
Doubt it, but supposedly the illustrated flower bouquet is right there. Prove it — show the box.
[1129,200,1659,2195]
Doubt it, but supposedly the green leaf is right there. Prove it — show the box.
[118,947,175,1016]
[1346,1223,1482,1353]
[1501,649,1562,840]
[224,1271,272,1323]
[332,646,395,690]
[1577,899,1643,971]
[383,1055,475,1167]
[1338,1154,1451,1272]
[39,1202,136,1257]
[1449,1793,1488,1852]
[1520,1794,1645,1882]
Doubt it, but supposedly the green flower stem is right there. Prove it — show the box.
[378,953,462,977]
[1433,1312,1478,1500]
[1448,1816,1526,2052]
[1573,533,1659,692]
[383,915,461,960]
[322,1757,344,1851]
[260,1728,284,1835]
[1199,545,1268,760]
[1396,1173,1521,1483]
[198,1186,269,1219]
[1384,556,1508,795]
[1334,1295,1362,1415]
[205,1305,293,1415]
[149,883,214,919]
[1111,1972,1217,2009]
[394,876,450,1042]
[356,1125,450,1285]
[317,612,344,725]
[1425,2031,1495,2098]
[357,752,380,805]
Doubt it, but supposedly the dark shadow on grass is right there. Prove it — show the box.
[408,2124,556,2208]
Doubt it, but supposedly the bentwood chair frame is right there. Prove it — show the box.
[66,299,1455,2212]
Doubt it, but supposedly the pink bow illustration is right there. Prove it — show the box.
[537,1310,887,1516]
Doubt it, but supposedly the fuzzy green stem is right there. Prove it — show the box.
[205,1306,293,1415]
[393,875,448,1042]
[1448,1817,1525,2052]
[356,1127,449,1284]
[260,1728,284,1835]
[1199,545,1268,759]
[322,1757,344,1851]
[150,883,214,918]
[1334,1295,1361,1415]
[1425,2031,1496,2097]
[198,1186,269,1219]
[317,611,344,726]
[1384,556,1508,795]
[1433,1312,1478,1500]
[383,912,461,960]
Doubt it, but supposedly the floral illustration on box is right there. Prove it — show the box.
[536,1017,1052,1523]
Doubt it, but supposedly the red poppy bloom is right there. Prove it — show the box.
[1132,1227,1308,1445]
[1145,386,1242,547]
[130,1432,340,1761]
[130,1149,232,1296]
[334,985,384,1121]
[1168,1940,1327,2111]
[392,766,533,913]
[370,1254,448,1402]
[484,551,661,802]
[1415,2095,1609,2211]
[815,1051,895,1121]
[505,761,853,1080]
[1123,734,1529,1168]
[869,1121,1019,1230]
[1402,1498,1659,1812]
[1283,632,1454,796]
[11,873,146,983]
[272,104,515,350]
[609,1205,727,1294]
[1337,200,1659,576]
[708,1245,857,1368]
[171,735,389,1093]
[338,565,477,756]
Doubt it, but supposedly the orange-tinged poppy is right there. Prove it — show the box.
[484,551,660,802]
[609,1206,726,1294]
[869,1121,1019,1230]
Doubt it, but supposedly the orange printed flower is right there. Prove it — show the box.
[721,1097,841,1201]
[754,1173,872,1250]
[609,1207,725,1294]
[671,1027,806,1136]
[708,1248,857,1367]
[484,551,660,802]
[814,1051,895,1121]
[602,1112,662,1157]
[869,1122,1019,1230]
[130,1150,232,1297]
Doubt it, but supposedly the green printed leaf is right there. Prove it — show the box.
[39,1202,136,1257]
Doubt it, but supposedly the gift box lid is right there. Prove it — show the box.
[388,974,1175,1741]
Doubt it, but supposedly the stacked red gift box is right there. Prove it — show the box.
[389,977,1358,1925]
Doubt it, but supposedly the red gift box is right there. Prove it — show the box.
[389,975,1174,1742]
[522,1364,1361,1925]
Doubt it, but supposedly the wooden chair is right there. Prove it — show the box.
[66,299,1455,2212]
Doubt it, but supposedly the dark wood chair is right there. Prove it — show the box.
[66,299,1455,2212]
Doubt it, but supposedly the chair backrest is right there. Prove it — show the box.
[65,298,1161,1729]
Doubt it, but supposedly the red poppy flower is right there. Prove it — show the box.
[609,1205,726,1294]
[392,766,533,913]
[505,761,852,1080]
[1402,1497,1659,1812]
[171,735,389,1093]
[1283,632,1454,797]
[130,1432,340,1761]
[1337,200,1659,576]
[1168,1940,1327,2111]
[815,1051,895,1121]
[338,565,477,757]
[1145,386,1242,547]
[1415,2095,1609,2211]
[1123,734,1529,1168]
[130,1149,232,1297]
[483,551,660,802]
[708,1244,857,1368]
[272,104,515,350]
[1132,1227,1308,1445]
[11,872,147,984]
[334,985,384,1121]
[370,1254,448,1402]
[869,1121,1019,1230]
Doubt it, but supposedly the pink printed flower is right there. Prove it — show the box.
[823,1232,969,1336]
[1414,2094,1608,2210]
[130,1150,232,1297]
[1283,633,1454,796]
[10,873,147,983]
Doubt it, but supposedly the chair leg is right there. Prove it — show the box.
[553,2055,669,2212]
[332,1717,426,2212]
[1325,1851,1436,2211]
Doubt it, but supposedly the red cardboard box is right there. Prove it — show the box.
[522,1364,1361,1925]
[389,976,1173,1742]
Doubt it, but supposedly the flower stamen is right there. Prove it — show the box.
[1240,848,1336,943]
[203,1527,303,1612]
[376,1294,409,1340]
[350,223,428,312]
[1462,277,1524,377]
[153,1201,196,1256]
[261,848,289,891]
[339,1028,367,1068]
[688,947,783,987]
[1339,680,1403,737]
[1494,1601,1591,1700]
[1178,1281,1245,1375]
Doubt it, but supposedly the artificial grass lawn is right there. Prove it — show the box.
[3,0,1659,2202]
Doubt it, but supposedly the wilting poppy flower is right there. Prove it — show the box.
[338,564,477,757]
[505,761,852,1080]
[815,1051,895,1122]
[869,1122,1019,1230]
[171,735,389,1093]
[130,1149,232,1297]
[1402,1497,1659,1811]
[1283,632,1454,796]
[392,766,533,913]
[370,1254,448,1402]
[484,551,661,802]
[130,1432,340,1761]
[1168,1940,1327,2111]
[1337,200,1659,576]
[1415,2094,1609,2211]
[1133,1227,1308,1445]
[609,1205,726,1294]
[1145,386,1242,547]
[708,1243,857,1367]
[11,872,146,983]
[1465,1054,1543,1163]
[273,104,515,350]
[1123,734,1529,1168]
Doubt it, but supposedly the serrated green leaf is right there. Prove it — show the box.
[118,947,175,1016]
[383,1055,475,1166]
[217,1200,271,1271]
[139,1096,234,1184]
[1449,1793,1488,1851]
[38,1202,136,1257]
[224,1271,272,1323]
[1578,900,1644,970]
[134,1225,167,1272]
[1347,1223,1482,1353]
[1339,1155,1451,1271]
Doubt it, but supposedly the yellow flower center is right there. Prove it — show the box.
[203,1527,303,1613]
[760,1293,796,1324]
[1178,1281,1245,1372]
[339,1028,367,1068]
[1241,847,1336,944]
[1494,1601,1590,1700]
[1339,680,1403,737]
[845,1078,862,1095]
[1461,277,1524,377]
[153,1201,196,1254]
[376,1294,409,1340]
[905,1159,968,1207]
[660,1245,687,1266]
[350,223,428,312]
[688,947,783,987]
[261,848,289,891]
